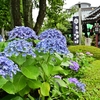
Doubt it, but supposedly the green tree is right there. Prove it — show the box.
[41,0,77,33]
[0,0,11,30]
[0,0,76,35]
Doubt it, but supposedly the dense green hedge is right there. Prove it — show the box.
[68,45,100,59]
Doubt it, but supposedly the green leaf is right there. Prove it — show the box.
[40,82,50,96]
[11,96,23,100]
[41,63,53,76]
[54,53,63,61]
[11,54,26,66]
[21,65,39,79]
[0,76,8,88]
[1,94,15,100]
[2,81,16,94]
[28,80,42,89]
[28,94,35,100]
[34,39,40,44]
[0,42,7,51]
[22,56,35,67]
[13,73,27,92]
[55,78,66,87]
[19,86,30,97]
[52,89,61,97]
[52,66,64,75]
[61,61,71,67]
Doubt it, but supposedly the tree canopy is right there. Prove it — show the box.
[0,0,77,34]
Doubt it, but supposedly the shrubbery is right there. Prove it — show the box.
[68,45,100,59]
[0,26,87,100]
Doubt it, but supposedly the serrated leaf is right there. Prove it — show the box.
[0,76,8,88]
[13,73,27,92]
[40,82,50,96]
[21,65,39,79]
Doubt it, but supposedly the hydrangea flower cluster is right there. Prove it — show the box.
[4,39,36,57]
[8,26,38,40]
[68,78,86,92]
[69,61,79,71]
[0,56,20,78]
[36,29,69,55]
[38,29,66,44]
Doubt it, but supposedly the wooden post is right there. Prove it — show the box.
[96,34,98,47]
[78,2,82,45]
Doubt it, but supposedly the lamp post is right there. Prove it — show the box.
[78,2,82,45]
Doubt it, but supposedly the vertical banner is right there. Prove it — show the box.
[73,16,79,45]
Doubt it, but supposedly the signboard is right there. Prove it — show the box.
[73,16,79,45]
[94,23,100,34]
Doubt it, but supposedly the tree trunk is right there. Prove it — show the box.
[22,0,33,28]
[10,0,22,27]
[33,0,46,34]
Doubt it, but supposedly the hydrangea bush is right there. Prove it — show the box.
[0,27,86,100]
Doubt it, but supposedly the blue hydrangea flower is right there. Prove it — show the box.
[68,78,79,84]
[36,29,69,55]
[69,61,79,71]
[8,26,38,40]
[76,82,86,92]
[0,56,20,78]
[38,29,67,45]
[36,38,69,55]
[0,35,3,42]
[4,39,36,57]
[68,78,86,92]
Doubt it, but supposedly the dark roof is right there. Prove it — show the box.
[87,6,100,18]
[75,2,91,6]
[85,6,100,22]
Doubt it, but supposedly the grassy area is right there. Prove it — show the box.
[81,60,100,100]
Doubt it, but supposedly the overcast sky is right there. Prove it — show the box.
[64,0,100,8]
[33,0,100,22]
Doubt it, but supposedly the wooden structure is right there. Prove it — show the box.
[85,6,100,23]
[83,6,100,47]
